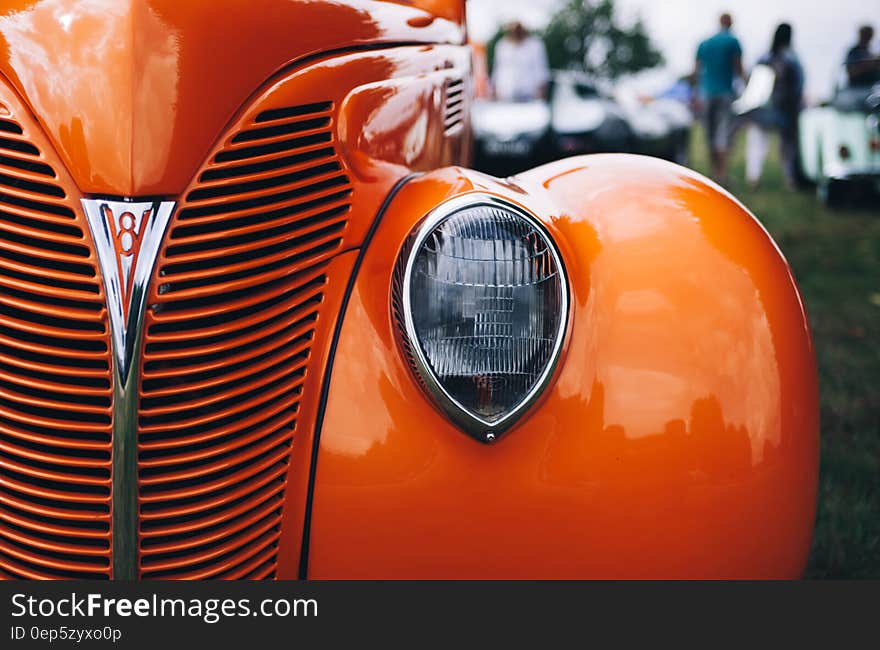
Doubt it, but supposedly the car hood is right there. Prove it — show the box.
[0,0,463,195]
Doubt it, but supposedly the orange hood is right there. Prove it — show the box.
[0,0,463,196]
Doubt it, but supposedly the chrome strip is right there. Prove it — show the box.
[82,199,175,580]
[398,193,570,443]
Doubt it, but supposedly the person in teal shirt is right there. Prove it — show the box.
[695,13,744,182]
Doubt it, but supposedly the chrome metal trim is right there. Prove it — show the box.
[398,193,569,443]
[82,198,175,580]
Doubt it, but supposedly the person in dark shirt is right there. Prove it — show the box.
[695,13,744,183]
[846,25,879,87]
[744,23,804,189]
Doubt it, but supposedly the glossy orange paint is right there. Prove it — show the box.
[0,0,465,196]
[0,0,819,580]
[308,156,819,579]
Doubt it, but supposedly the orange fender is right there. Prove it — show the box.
[305,154,819,578]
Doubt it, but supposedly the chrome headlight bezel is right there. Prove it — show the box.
[393,193,569,443]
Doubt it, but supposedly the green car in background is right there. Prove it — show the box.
[799,73,880,206]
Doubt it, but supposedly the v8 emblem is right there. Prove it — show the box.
[100,203,151,305]
[81,199,175,382]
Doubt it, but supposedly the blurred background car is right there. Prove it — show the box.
[472,98,552,175]
[619,90,693,165]
[549,71,633,158]
[799,71,880,206]
[473,68,694,175]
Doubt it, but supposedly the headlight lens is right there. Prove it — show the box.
[396,196,568,442]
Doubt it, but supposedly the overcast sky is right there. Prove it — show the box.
[467,0,880,101]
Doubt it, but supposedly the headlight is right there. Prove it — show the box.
[394,195,568,443]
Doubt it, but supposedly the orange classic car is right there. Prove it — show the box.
[0,0,818,580]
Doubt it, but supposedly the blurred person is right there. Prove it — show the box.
[744,23,804,189]
[491,21,550,102]
[694,12,744,183]
[845,25,880,87]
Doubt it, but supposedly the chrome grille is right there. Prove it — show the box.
[0,116,113,580]
[444,78,465,135]
[136,101,351,579]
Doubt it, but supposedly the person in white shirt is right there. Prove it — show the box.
[491,22,550,102]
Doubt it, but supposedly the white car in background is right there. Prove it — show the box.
[549,71,632,157]
[799,71,880,206]
[623,95,692,166]
[471,99,552,174]
[614,72,694,166]
[471,71,694,175]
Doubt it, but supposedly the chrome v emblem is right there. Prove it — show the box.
[82,198,175,580]
[81,199,175,383]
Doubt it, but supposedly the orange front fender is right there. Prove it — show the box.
[304,154,819,578]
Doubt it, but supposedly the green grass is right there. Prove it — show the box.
[687,127,880,578]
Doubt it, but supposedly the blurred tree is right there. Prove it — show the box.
[486,0,663,79]
[543,0,663,76]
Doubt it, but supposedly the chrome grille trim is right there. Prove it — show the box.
[82,199,175,580]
